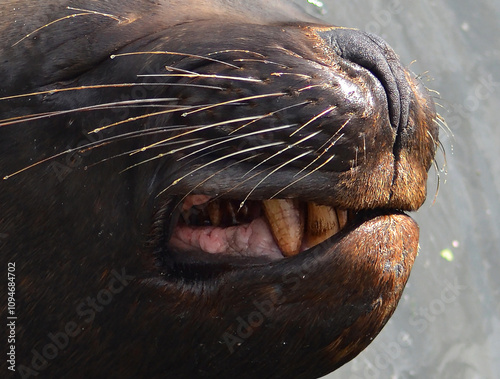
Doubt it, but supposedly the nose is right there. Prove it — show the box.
[317,27,411,134]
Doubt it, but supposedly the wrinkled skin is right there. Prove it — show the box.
[0,1,438,378]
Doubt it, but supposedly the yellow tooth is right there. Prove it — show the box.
[306,203,340,246]
[336,209,348,229]
[262,199,304,257]
[207,200,221,227]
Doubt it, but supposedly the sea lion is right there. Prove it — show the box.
[0,1,438,378]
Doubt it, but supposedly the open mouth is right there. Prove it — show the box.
[168,195,354,261]
[146,26,438,281]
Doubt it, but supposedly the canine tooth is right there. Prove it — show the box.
[306,203,340,246]
[262,199,304,257]
[207,200,221,227]
[336,209,348,229]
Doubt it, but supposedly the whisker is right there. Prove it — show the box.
[111,51,240,70]
[243,130,321,177]
[12,7,128,47]
[427,88,441,97]
[229,101,310,135]
[120,145,231,174]
[289,105,336,137]
[272,150,338,199]
[232,59,289,69]
[414,70,430,81]
[271,72,312,80]
[138,73,262,83]
[162,66,199,75]
[430,159,441,206]
[408,60,418,69]
[298,84,327,92]
[205,49,266,58]
[267,120,349,196]
[272,46,305,60]
[434,114,453,140]
[177,124,294,161]
[0,83,184,103]
[437,139,448,168]
[239,150,313,209]
[90,105,200,134]
[427,129,448,174]
[172,155,260,212]
[157,142,284,197]
[181,92,286,118]
[129,115,264,155]
[3,142,119,181]
[292,118,350,178]
[294,134,345,179]
[217,165,276,200]
[93,126,198,148]
[66,7,130,22]
[85,137,202,170]
[2,125,199,179]
[1,98,180,127]
[316,118,349,154]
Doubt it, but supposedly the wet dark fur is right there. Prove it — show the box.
[0,1,438,378]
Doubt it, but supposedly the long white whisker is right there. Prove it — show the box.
[1,98,180,127]
[293,133,345,178]
[233,58,289,69]
[2,125,201,179]
[205,49,266,58]
[181,92,286,117]
[157,142,284,197]
[129,115,264,155]
[174,155,260,208]
[120,145,229,174]
[177,124,294,161]
[229,101,310,135]
[111,51,240,70]
[138,73,262,83]
[289,105,336,136]
[272,152,338,199]
[430,159,441,206]
[244,130,321,177]
[90,105,202,134]
[239,150,313,209]
[0,83,187,104]
[12,8,127,47]
[270,72,312,80]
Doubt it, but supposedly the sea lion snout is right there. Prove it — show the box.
[316,27,412,133]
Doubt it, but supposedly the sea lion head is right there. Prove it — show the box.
[0,1,438,378]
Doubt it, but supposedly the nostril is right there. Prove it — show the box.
[317,27,411,134]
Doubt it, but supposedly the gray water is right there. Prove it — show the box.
[293,0,500,378]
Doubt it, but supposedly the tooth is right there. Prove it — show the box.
[306,203,340,246]
[336,209,348,229]
[262,199,304,257]
[225,201,238,224]
[207,200,221,227]
[236,201,248,223]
